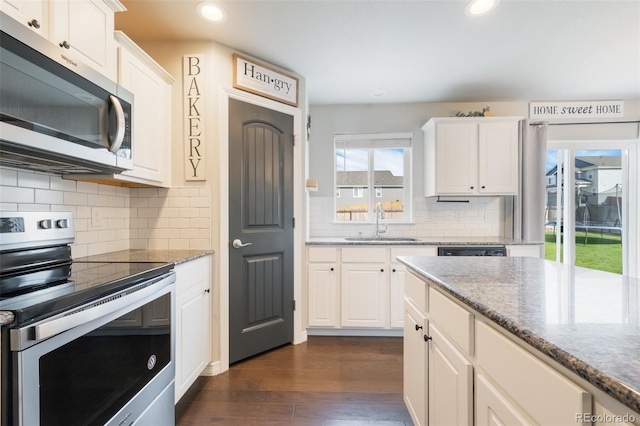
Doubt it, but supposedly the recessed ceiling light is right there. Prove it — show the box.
[197,2,227,22]
[466,0,499,15]
[369,89,387,98]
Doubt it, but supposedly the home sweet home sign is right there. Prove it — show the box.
[183,54,206,181]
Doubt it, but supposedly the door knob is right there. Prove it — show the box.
[232,239,253,249]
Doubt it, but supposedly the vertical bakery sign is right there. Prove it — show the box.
[233,53,298,107]
[183,54,206,181]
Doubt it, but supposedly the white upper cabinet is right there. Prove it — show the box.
[49,0,124,80]
[1,0,49,35]
[2,0,125,80]
[423,117,521,197]
[115,31,174,187]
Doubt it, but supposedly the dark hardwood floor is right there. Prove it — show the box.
[176,336,413,425]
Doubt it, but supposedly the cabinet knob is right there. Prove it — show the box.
[392,268,396,272]
[481,185,486,189]
[424,335,432,342]
[330,267,334,271]
[415,324,423,331]
[204,288,210,293]
[380,268,384,272]
[59,40,71,49]
[28,19,40,29]
[470,186,474,190]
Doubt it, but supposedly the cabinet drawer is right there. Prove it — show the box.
[308,247,337,262]
[429,287,474,355]
[476,321,591,425]
[176,256,210,294]
[405,271,427,313]
[341,247,386,263]
[391,247,437,262]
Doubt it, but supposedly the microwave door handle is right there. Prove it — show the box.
[108,95,125,153]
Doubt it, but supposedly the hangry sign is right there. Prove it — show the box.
[233,54,298,107]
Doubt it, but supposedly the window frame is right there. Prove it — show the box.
[334,132,413,224]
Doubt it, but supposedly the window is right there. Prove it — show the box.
[545,143,635,275]
[335,133,412,222]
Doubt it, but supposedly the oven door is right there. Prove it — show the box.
[10,272,175,426]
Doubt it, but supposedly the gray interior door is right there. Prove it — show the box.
[228,98,294,364]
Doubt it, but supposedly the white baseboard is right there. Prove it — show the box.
[306,328,404,337]
[201,361,222,376]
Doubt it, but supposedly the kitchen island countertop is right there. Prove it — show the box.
[76,249,214,265]
[398,256,640,415]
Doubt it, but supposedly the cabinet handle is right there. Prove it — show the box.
[59,40,71,49]
[415,324,423,331]
[424,335,432,342]
[204,288,211,293]
[28,19,40,29]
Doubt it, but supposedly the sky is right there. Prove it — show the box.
[545,149,622,172]
[336,148,404,176]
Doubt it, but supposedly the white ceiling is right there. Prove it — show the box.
[115,0,640,105]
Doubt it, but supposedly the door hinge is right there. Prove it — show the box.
[292,217,296,228]
[292,134,296,146]
[292,300,296,311]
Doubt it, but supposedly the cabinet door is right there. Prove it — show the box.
[175,257,211,402]
[1,0,48,35]
[341,263,387,327]
[478,122,518,194]
[389,265,407,328]
[117,37,172,186]
[49,0,117,79]
[428,322,473,426]
[308,263,338,327]
[476,373,533,426]
[435,123,478,195]
[404,300,428,426]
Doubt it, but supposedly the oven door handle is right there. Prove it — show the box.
[33,274,173,343]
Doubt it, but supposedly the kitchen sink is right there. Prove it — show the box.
[345,237,420,242]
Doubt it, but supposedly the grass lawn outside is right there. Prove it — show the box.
[544,231,622,274]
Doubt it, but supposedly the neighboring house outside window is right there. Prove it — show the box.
[335,133,412,223]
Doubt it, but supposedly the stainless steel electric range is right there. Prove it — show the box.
[0,211,176,426]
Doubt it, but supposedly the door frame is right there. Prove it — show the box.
[218,86,306,372]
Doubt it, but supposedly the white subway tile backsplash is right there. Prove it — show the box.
[0,168,211,255]
[17,171,49,189]
[1,186,34,203]
[35,189,64,205]
[0,168,18,186]
[308,196,503,238]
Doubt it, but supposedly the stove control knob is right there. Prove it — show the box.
[56,219,69,228]
[38,219,52,229]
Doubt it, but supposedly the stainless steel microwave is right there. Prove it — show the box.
[0,11,133,175]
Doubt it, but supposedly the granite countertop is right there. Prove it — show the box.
[398,256,640,414]
[307,236,542,246]
[76,249,214,265]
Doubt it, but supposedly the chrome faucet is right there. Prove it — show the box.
[375,202,387,238]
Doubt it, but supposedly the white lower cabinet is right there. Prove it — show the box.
[175,255,212,403]
[404,270,595,426]
[476,373,533,426]
[428,322,473,426]
[307,262,338,327]
[307,245,436,332]
[505,244,543,258]
[403,299,428,426]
